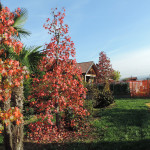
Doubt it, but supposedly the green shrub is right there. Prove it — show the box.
[94,81,114,108]
[97,83,105,91]
[84,82,99,100]
[94,90,114,108]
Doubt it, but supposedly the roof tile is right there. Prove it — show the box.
[77,61,94,74]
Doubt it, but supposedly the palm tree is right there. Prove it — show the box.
[0,3,42,150]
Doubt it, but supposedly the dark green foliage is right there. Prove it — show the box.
[94,90,114,108]
[84,82,114,108]
[94,81,114,108]
[23,78,32,99]
[93,82,130,97]
[97,82,130,96]
[84,99,94,115]
[110,82,130,95]
[63,108,75,131]
[97,83,105,91]
[84,82,99,100]
[23,77,35,118]
[84,83,99,111]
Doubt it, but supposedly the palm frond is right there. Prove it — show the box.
[13,27,31,40]
[19,46,44,73]
[27,46,44,73]
[12,8,31,39]
[13,8,28,28]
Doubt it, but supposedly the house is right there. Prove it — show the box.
[77,61,98,83]
[123,77,137,82]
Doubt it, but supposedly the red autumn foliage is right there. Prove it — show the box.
[96,51,114,83]
[28,8,89,143]
[0,6,28,132]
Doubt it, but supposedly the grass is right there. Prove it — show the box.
[1,98,150,150]
[90,98,150,150]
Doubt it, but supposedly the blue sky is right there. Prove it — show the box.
[2,0,150,78]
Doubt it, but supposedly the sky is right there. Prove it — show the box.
[2,0,150,79]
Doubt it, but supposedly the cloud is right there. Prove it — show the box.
[111,48,150,78]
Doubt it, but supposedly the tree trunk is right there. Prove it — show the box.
[3,100,13,150]
[11,122,24,150]
[3,80,24,150]
[55,31,60,131]
[11,81,24,150]
[55,103,60,130]
[3,76,13,150]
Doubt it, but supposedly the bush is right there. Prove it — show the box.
[84,83,99,112]
[84,82,99,100]
[94,81,114,108]
[94,90,114,108]
[84,81,114,108]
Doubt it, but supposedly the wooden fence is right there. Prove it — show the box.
[128,80,150,97]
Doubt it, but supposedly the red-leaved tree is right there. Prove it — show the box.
[28,8,89,143]
[96,51,113,83]
[0,6,28,150]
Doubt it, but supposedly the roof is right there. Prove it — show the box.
[77,61,94,74]
[123,77,137,81]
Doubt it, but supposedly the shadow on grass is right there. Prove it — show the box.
[97,108,150,127]
[23,139,150,150]
[0,139,149,150]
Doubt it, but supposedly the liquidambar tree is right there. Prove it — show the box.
[28,8,89,143]
[96,51,113,83]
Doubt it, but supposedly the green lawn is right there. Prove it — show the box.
[1,99,150,150]
[89,98,150,150]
